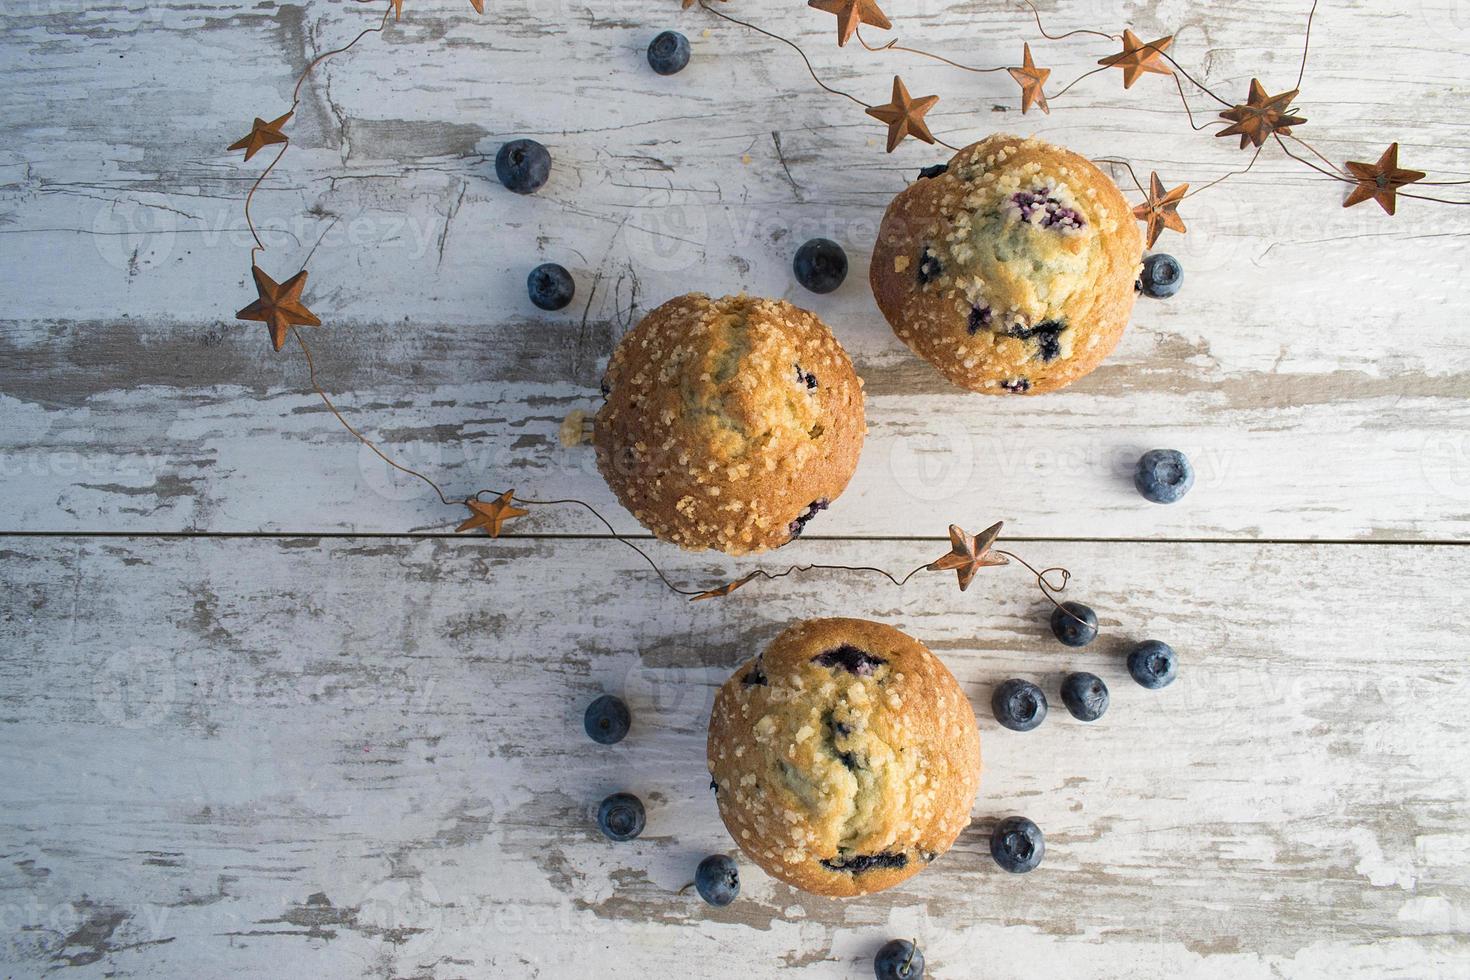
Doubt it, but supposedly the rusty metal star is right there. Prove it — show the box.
[227,111,293,162]
[235,266,321,352]
[1342,143,1426,216]
[691,572,760,602]
[1008,43,1051,115]
[1132,171,1189,248]
[928,522,1009,592]
[808,0,891,47]
[1097,30,1174,89]
[865,76,939,153]
[456,491,529,537]
[1217,79,1306,150]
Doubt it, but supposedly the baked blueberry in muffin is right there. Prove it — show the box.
[871,134,1143,394]
[594,294,865,554]
[707,618,981,897]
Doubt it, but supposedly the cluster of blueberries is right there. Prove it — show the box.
[985,600,1179,883]
[583,695,742,909]
[497,30,695,314]
[582,693,926,977]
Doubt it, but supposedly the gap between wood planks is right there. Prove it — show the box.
[0,531,1465,547]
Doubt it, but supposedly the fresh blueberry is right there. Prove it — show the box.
[596,792,645,841]
[1134,449,1194,504]
[793,238,849,294]
[1060,672,1109,722]
[647,30,691,75]
[991,678,1047,732]
[496,138,551,194]
[528,263,575,311]
[694,854,740,907]
[990,816,1045,874]
[918,163,948,180]
[1050,601,1098,647]
[1139,253,1183,299]
[1128,640,1178,689]
[873,939,925,980]
[583,694,630,744]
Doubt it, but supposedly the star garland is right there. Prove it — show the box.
[691,0,1470,254]
[221,0,1464,611]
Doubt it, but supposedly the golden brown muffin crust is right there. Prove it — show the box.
[594,294,865,555]
[871,134,1144,395]
[707,618,981,897]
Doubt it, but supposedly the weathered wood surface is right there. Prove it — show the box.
[0,0,1468,538]
[1,537,1468,978]
[2,0,1470,977]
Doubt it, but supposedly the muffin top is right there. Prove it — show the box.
[707,618,981,897]
[594,294,865,555]
[870,134,1143,394]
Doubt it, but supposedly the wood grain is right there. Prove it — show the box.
[1,536,1468,977]
[2,0,1469,976]
[0,0,1467,539]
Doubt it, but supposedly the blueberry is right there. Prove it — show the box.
[583,694,630,744]
[793,238,848,294]
[1060,671,1109,722]
[528,263,575,311]
[918,163,948,180]
[821,852,907,873]
[1140,253,1183,299]
[873,939,925,980]
[991,678,1047,732]
[496,138,551,194]
[990,816,1045,874]
[1134,449,1194,504]
[596,792,645,841]
[694,854,740,907]
[787,498,830,540]
[647,30,691,75]
[967,305,993,335]
[1128,640,1178,689]
[916,247,942,284]
[812,644,885,676]
[1000,378,1031,393]
[1050,601,1098,647]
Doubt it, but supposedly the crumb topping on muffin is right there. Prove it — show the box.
[708,618,981,897]
[595,294,865,554]
[871,134,1143,395]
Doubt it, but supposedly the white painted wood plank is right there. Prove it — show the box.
[2,1,1469,538]
[1,536,1468,976]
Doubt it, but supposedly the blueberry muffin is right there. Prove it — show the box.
[594,294,865,555]
[707,618,981,897]
[870,134,1143,394]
